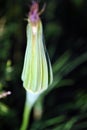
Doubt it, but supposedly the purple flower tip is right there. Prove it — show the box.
[29,1,40,24]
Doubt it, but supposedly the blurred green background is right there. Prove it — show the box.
[0,0,87,130]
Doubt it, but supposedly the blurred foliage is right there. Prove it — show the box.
[0,0,87,130]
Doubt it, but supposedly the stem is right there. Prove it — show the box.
[20,91,40,130]
[20,93,32,130]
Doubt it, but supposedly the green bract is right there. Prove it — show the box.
[21,20,53,93]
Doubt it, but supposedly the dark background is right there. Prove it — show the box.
[0,0,87,130]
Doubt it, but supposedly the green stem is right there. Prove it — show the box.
[20,93,32,130]
[20,91,40,130]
